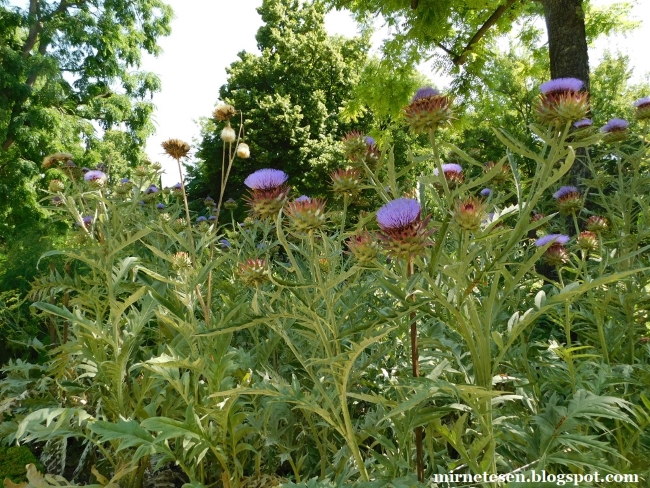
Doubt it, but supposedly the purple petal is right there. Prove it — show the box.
[433,163,462,176]
[535,234,570,247]
[376,198,421,229]
[411,86,440,102]
[601,118,629,133]
[244,169,289,190]
[553,186,579,199]
[573,119,592,128]
[539,78,584,95]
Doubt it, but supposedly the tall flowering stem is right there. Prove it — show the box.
[408,256,424,482]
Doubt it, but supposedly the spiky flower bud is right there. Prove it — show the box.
[236,143,250,159]
[535,234,570,267]
[285,197,327,232]
[151,162,162,171]
[114,180,132,195]
[162,139,191,159]
[213,103,236,121]
[484,161,510,184]
[576,231,599,252]
[376,198,434,258]
[536,78,589,126]
[331,168,363,198]
[601,118,629,143]
[244,169,290,219]
[159,212,172,223]
[237,259,268,286]
[342,131,369,163]
[453,196,487,231]
[52,195,63,206]
[49,180,65,192]
[134,165,149,177]
[404,87,453,133]
[172,218,188,233]
[156,203,166,210]
[347,231,380,265]
[221,124,236,143]
[172,252,193,271]
[553,186,582,214]
[585,215,608,233]
[204,196,215,207]
[224,198,238,210]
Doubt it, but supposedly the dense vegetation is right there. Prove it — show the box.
[2,0,650,486]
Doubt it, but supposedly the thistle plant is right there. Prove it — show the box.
[5,83,650,487]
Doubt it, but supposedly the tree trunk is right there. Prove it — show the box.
[542,0,590,191]
[541,0,590,90]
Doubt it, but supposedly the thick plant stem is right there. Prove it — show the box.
[408,257,424,482]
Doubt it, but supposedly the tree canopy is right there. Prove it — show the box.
[0,0,172,239]
[191,0,372,205]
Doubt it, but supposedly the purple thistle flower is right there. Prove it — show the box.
[52,196,63,205]
[209,215,216,221]
[573,119,592,128]
[84,170,106,182]
[633,97,650,108]
[138,200,145,206]
[535,234,570,247]
[156,203,166,210]
[601,118,629,133]
[244,169,288,190]
[411,86,440,102]
[480,188,492,197]
[553,186,579,199]
[81,167,91,173]
[220,239,231,249]
[146,185,159,194]
[376,198,421,230]
[364,136,376,146]
[539,78,584,95]
[197,216,208,222]
[80,216,93,226]
[295,195,311,203]
[120,178,131,184]
[172,182,182,190]
[433,163,462,176]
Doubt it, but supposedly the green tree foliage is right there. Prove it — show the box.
[192,0,371,204]
[0,0,172,239]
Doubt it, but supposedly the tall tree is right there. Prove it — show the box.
[192,0,370,204]
[325,0,633,91]
[0,0,172,238]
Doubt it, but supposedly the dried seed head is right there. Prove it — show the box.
[162,139,191,159]
[221,125,237,143]
[236,143,250,159]
[213,103,236,121]
[42,152,73,169]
